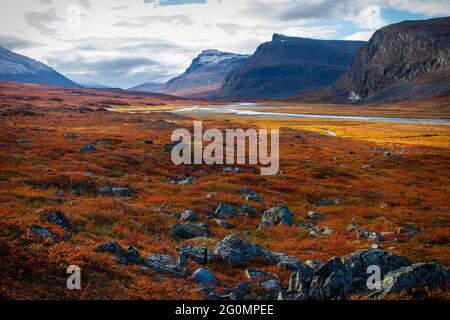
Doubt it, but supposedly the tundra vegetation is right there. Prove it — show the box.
[0,81,448,300]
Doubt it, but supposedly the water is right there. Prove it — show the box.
[170,103,450,125]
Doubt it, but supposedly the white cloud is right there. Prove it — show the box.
[345,30,376,41]
[0,0,447,88]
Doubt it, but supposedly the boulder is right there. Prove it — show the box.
[192,268,220,286]
[95,241,124,256]
[171,223,211,239]
[238,188,265,203]
[376,262,450,298]
[343,249,411,288]
[181,210,198,222]
[288,264,315,297]
[179,177,194,186]
[215,202,237,218]
[177,246,216,265]
[214,234,275,266]
[215,219,235,229]
[79,144,98,152]
[124,246,145,265]
[112,187,133,197]
[146,254,184,277]
[223,167,243,173]
[246,269,277,281]
[309,257,353,300]
[273,253,302,271]
[398,225,421,236]
[307,211,326,221]
[305,259,324,270]
[260,205,293,228]
[239,204,257,217]
[29,225,57,242]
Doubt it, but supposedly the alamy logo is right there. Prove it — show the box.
[366,265,381,290]
[66,265,81,290]
[171,121,280,176]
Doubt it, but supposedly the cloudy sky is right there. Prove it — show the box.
[0,0,448,88]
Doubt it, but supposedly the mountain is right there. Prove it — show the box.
[78,81,111,89]
[0,46,79,87]
[135,50,250,99]
[338,17,450,104]
[219,34,366,99]
[128,81,164,93]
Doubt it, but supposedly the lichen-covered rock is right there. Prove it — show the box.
[214,234,275,266]
[177,246,216,265]
[343,249,411,289]
[181,210,197,222]
[95,241,124,256]
[192,268,219,285]
[29,225,58,242]
[215,202,237,218]
[288,264,315,297]
[272,253,302,271]
[171,223,211,239]
[260,205,293,228]
[309,257,353,300]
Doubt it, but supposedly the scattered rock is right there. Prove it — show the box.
[29,225,57,242]
[215,202,237,218]
[143,140,154,145]
[223,167,243,173]
[95,241,124,256]
[305,260,324,270]
[146,254,185,278]
[357,229,370,239]
[343,249,412,289]
[215,219,235,229]
[214,234,275,266]
[368,232,385,242]
[79,144,98,152]
[171,223,211,239]
[239,204,257,217]
[124,246,145,265]
[273,253,302,271]
[231,282,253,300]
[307,211,326,221]
[64,133,78,139]
[398,225,421,236]
[309,257,353,300]
[192,268,219,286]
[288,265,315,297]
[375,262,450,298]
[177,246,216,265]
[112,187,133,197]
[347,223,358,232]
[246,268,277,281]
[164,141,182,152]
[238,188,265,203]
[260,205,293,228]
[181,210,198,222]
[179,177,194,186]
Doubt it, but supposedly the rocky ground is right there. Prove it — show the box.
[0,82,449,300]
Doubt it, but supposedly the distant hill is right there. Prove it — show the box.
[131,50,249,99]
[0,46,79,87]
[128,81,164,93]
[337,17,450,104]
[219,34,366,99]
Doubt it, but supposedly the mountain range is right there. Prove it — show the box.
[0,17,449,103]
[0,46,79,88]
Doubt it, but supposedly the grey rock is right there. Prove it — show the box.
[357,229,370,239]
[179,177,194,186]
[238,188,265,203]
[376,262,450,298]
[305,259,324,270]
[181,210,198,222]
[307,211,326,221]
[171,223,211,239]
[79,144,98,152]
[260,205,293,228]
[231,282,253,300]
[215,219,235,229]
[192,268,219,285]
[273,253,302,271]
[64,133,78,139]
[368,232,385,242]
[223,167,243,173]
[177,246,216,265]
[246,268,277,281]
[146,254,185,277]
[43,209,71,230]
[343,249,411,288]
[214,234,275,266]
[215,202,237,218]
[164,141,182,152]
[29,225,57,242]
[95,241,125,256]
[239,204,257,217]
[398,225,421,236]
[347,223,358,232]
[309,257,353,300]
[288,265,315,296]
[124,246,145,265]
[112,187,133,197]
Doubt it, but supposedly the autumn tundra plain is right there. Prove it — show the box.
[0,81,449,299]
